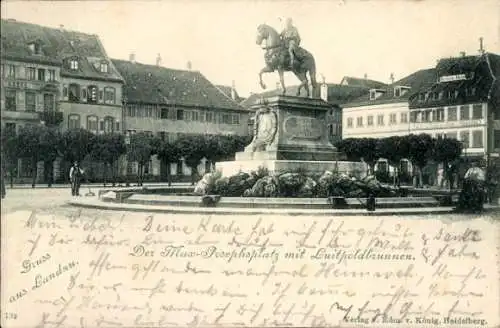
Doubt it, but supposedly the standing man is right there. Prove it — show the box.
[280,18,301,68]
[69,161,84,196]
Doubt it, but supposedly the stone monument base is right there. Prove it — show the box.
[216,160,367,179]
[216,95,366,179]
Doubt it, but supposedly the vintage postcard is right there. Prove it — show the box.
[1,0,499,327]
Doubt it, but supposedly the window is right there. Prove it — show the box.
[460,131,470,148]
[460,105,470,120]
[418,93,425,102]
[494,130,500,149]
[63,86,68,98]
[422,110,431,122]
[70,59,79,70]
[48,69,56,82]
[87,86,98,103]
[103,116,114,133]
[81,88,87,102]
[68,84,80,102]
[28,42,41,55]
[68,114,80,129]
[100,62,109,73]
[99,90,103,101]
[25,91,36,112]
[394,88,401,98]
[87,115,98,133]
[206,112,214,123]
[447,107,457,121]
[104,87,115,105]
[176,109,184,120]
[160,107,168,119]
[377,115,384,126]
[5,123,16,136]
[389,113,397,124]
[37,68,45,81]
[400,113,408,123]
[356,117,363,127]
[158,132,166,141]
[200,111,206,122]
[347,118,353,128]
[367,115,374,126]
[7,65,16,78]
[222,113,232,124]
[472,104,483,119]
[43,94,55,112]
[5,89,16,111]
[26,67,36,80]
[328,124,334,136]
[127,105,136,117]
[410,111,418,123]
[472,130,483,148]
[192,111,199,121]
[433,108,444,122]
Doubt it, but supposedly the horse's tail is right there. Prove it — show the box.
[308,57,318,97]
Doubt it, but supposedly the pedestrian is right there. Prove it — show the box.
[69,161,84,196]
[457,162,486,212]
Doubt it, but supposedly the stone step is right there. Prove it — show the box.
[112,193,455,209]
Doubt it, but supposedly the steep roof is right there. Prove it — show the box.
[409,52,500,108]
[112,59,246,112]
[215,85,245,102]
[340,76,388,89]
[1,19,123,82]
[240,84,369,108]
[344,68,437,107]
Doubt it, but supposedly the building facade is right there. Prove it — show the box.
[342,68,437,139]
[408,53,500,162]
[1,19,124,183]
[113,58,251,181]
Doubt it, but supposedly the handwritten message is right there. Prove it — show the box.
[1,209,499,327]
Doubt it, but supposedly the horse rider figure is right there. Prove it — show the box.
[280,18,301,68]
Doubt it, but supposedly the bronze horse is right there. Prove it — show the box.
[256,24,318,98]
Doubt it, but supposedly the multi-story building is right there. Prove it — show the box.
[112,57,251,181]
[342,68,437,139]
[408,52,500,163]
[1,18,124,182]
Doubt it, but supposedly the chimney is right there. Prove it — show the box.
[156,53,162,66]
[129,53,136,63]
[389,73,395,84]
[187,61,192,70]
[321,74,326,84]
[231,80,237,100]
[479,37,485,54]
[59,24,64,30]
[364,73,368,80]
[460,51,466,57]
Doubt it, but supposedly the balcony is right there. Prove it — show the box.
[39,111,63,126]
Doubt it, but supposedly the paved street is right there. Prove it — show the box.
[0,183,190,215]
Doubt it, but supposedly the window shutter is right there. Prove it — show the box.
[99,121,104,131]
[99,90,103,101]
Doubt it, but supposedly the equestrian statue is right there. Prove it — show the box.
[256,18,318,98]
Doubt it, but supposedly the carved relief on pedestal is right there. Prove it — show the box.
[244,106,278,153]
[283,115,323,140]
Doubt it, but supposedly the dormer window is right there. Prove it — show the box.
[69,59,79,70]
[28,41,42,55]
[100,62,109,73]
[393,86,411,98]
[369,89,386,100]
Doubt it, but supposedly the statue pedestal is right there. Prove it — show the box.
[216,95,366,177]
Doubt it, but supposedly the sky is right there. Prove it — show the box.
[2,0,499,97]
